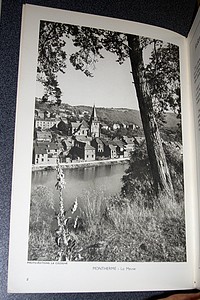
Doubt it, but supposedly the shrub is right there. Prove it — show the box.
[121,139,184,205]
[121,143,155,207]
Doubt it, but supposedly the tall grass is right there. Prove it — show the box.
[77,191,186,262]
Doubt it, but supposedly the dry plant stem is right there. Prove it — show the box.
[59,190,68,245]
[56,158,68,260]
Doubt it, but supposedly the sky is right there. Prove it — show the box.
[36,28,140,110]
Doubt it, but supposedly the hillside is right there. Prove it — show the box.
[76,105,143,127]
[66,104,180,130]
[35,100,180,130]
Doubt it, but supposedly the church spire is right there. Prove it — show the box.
[90,105,100,138]
[90,105,98,122]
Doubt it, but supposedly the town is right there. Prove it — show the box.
[33,101,145,167]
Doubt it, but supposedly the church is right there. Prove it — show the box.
[71,105,100,138]
[70,105,101,162]
[89,105,100,138]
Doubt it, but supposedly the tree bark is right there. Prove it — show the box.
[127,34,174,199]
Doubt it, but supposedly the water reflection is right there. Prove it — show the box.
[32,163,128,210]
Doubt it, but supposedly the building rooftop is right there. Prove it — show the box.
[36,131,52,139]
[85,144,95,150]
[75,136,92,143]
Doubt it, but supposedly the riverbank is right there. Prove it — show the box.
[32,157,130,172]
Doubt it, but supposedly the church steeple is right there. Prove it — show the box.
[90,105,98,122]
[90,105,100,138]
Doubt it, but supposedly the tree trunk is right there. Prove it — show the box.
[127,34,174,199]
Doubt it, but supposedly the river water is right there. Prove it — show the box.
[32,162,129,210]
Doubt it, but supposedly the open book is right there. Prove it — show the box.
[7,3,200,293]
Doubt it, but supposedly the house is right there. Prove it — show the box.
[84,144,96,161]
[33,144,48,165]
[105,144,117,159]
[72,137,95,161]
[32,142,61,165]
[91,137,104,157]
[122,136,135,155]
[35,118,56,130]
[76,120,90,136]
[101,123,110,130]
[35,130,52,142]
[46,142,60,154]
[134,136,145,145]
[101,139,117,159]
[112,137,125,158]
[127,123,136,130]
[112,123,120,130]
[121,123,127,129]
[35,109,45,119]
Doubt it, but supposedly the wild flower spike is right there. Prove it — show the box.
[64,217,71,226]
[71,198,78,214]
[74,216,78,229]
[55,162,65,190]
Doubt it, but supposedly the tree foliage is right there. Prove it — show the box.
[145,40,181,122]
[37,21,69,103]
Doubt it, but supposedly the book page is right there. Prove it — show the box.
[188,7,200,288]
[8,4,196,292]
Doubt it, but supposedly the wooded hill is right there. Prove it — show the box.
[35,100,180,130]
[76,105,180,129]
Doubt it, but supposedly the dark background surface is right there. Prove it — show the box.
[0,0,198,299]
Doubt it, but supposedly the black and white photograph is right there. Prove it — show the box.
[28,19,186,263]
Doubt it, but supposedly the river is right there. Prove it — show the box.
[32,162,129,210]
